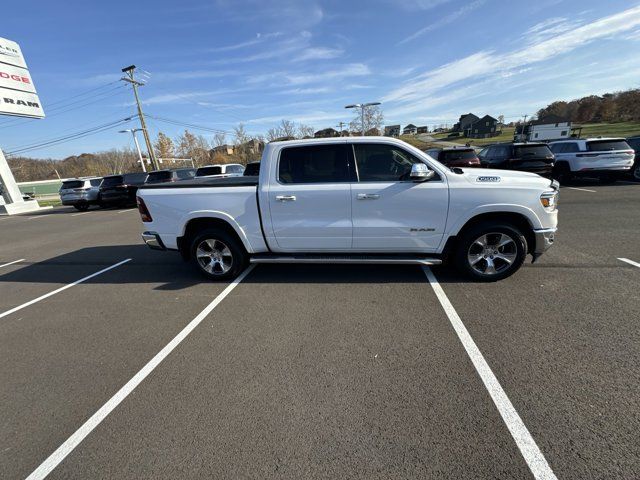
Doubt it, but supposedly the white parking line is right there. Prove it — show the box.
[422,267,557,480]
[0,259,25,269]
[618,257,640,269]
[25,265,255,480]
[566,187,597,193]
[117,208,137,214]
[0,259,131,320]
[71,211,92,217]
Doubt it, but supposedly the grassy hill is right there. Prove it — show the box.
[428,122,640,147]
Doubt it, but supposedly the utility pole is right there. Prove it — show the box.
[336,121,346,136]
[121,65,158,170]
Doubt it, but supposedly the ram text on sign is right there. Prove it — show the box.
[0,37,27,69]
[0,91,45,118]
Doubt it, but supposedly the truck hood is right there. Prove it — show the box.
[458,168,553,189]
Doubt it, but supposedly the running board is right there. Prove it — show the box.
[250,255,442,265]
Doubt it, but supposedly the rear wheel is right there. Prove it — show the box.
[552,162,572,184]
[190,228,247,281]
[454,223,527,282]
[632,161,640,182]
[73,203,89,211]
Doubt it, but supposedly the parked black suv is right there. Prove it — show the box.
[626,135,640,181]
[243,161,260,176]
[478,142,555,176]
[99,172,148,207]
[144,168,196,184]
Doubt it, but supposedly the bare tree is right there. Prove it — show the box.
[297,123,315,139]
[265,127,283,142]
[175,130,210,166]
[154,132,175,159]
[349,105,384,135]
[279,119,297,139]
[213,132,227,147]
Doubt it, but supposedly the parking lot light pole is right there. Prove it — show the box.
[345,102,381,136]
[119,129,146,172]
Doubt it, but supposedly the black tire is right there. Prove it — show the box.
[552,162,572,184]
[74,203,89,211]
[631,161,640,182]
[189,228,248,281]
[454,223,527,282]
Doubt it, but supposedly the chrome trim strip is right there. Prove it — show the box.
[142,231,166,250]
[250,257,442,265]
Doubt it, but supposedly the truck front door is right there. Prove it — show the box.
[267,143,353,251]
[350,143,448,252]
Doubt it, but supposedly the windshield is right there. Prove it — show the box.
[101,176,123,187]
[587,140,631,151]
[441,149,477,161]
[197,166,222,176]
[514,145,553,157]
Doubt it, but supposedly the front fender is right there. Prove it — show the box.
[446,203,544,236]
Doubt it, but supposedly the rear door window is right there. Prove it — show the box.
[353,143,425,182]
[225,164,245,174]
[278,144,350,184]
[176,169,196,180]
[514,145,553,158]
[587,140,631,152]
[89,179,102,187]
[145,171,172,183]
[123,173,148,184]
[101,176,123,187]
[61,180,83,189]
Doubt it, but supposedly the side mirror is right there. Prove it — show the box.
[410,163,436,182]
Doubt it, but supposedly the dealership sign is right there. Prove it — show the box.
[0,36,44,118]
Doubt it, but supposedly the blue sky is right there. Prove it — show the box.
[2,0,640,158]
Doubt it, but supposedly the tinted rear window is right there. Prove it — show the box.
[244,163,260,176]
[61,180,83,189]
[176,169,196,179]
[627,138,640,151]
[441,149,477,161]
[279,145,349,184]
[587,140,631,151]
[196,166,222,176]
[146,171,172,183]
[101,176,123,187]
[123,173,148,184]
[514,145,553,157]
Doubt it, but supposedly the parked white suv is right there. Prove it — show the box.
[548,137,634,183]
[195,164,245,178]
[59,177,103,211]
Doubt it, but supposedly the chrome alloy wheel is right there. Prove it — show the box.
[195,238,234,275]
[467,232,518,276]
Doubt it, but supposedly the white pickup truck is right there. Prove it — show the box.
[137,137,559,281]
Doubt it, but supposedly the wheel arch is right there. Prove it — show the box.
[443,211,536,258]
[178,214,251,261]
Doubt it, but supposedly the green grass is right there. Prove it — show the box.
[37,199,62,207]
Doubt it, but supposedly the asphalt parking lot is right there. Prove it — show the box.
[1,182,639,480]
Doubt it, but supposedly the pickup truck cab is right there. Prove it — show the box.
[137,137,558,282]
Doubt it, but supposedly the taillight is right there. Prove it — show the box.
[137,196,152,222]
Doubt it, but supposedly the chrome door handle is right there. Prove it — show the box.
[275,195,296,202]
[357,193,380,200]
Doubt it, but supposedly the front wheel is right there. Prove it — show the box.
[632,161,640,182]
[190,229,247,281]
[454,223,527,282]
[74,203,89,211]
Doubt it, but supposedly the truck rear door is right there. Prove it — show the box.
[267,143,353,251]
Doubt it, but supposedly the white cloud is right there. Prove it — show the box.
[293,47,344,62]
[207,32,283,52]
[385,0,453,12]
[385,4,640,109]
[398,0,485,45]
[285,63,371,85]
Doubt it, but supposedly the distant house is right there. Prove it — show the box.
[384,125,401,137]
[314,128,340,138]
[365,127,381,136]
[403,124,418,135]
[515,115,572,141]
[211,144,234,156]
[416,126,429,134]
[453,113,480,133]
[467,115,498,138]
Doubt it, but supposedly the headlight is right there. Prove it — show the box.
[540,191,558,210]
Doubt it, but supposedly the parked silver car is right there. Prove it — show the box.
[59,177,103,211]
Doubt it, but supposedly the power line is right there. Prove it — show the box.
[5,117,136,156]
[146,114,233,135]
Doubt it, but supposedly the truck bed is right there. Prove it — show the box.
[140,176,259,189]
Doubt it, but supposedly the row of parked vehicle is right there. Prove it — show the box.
[58,163,259,211]
[425,135,640,183]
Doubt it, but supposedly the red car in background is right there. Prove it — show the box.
[425,147,481,168]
